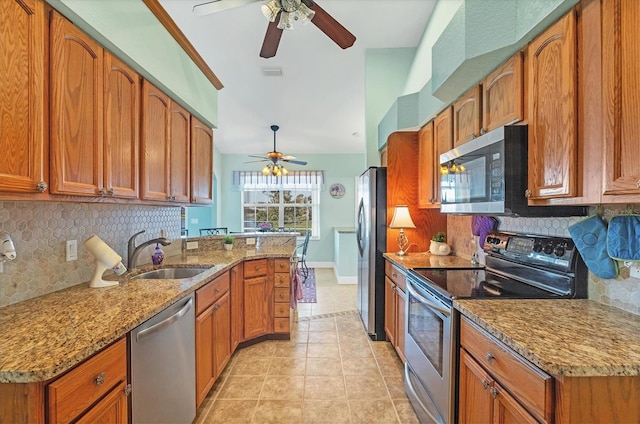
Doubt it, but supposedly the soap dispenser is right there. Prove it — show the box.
[151,243,165,265]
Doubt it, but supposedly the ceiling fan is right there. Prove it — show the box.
[246,125,308,176]
[193,0,356,58]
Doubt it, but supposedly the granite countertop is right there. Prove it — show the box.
[455,299,640,377]
[0,247,293,384]
[383,251,481,270]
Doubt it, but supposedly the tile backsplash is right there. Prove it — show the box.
[447,206,640,315]
[0,201,182,307]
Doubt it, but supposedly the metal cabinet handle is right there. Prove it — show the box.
[36,181,48,192]
[482,378,490,389]
[255,266,260,271]
[124,384,132,396]
[95,372,106,386]
[98,188,106,196]
[480,127,487,135]
[486,352,495,363]
[490,387,498,399]
[215,287,220,293]
[524,189,532,198]
[107,188,115,196]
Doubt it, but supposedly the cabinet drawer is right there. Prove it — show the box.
[460,317,552,421]
[384,261,406,291]
[275,287,290,303]
[244,259,268,278]
[274,317,290,333]
[196,271,230,315]
[274,258,289,273]
[274,272,290,288]
[274,303,290,318]
[48,338,127,424]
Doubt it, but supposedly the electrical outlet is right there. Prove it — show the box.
[246,238,256,246]
[186,241,199,250]
[66,239,78,261]
[630,263,640,279]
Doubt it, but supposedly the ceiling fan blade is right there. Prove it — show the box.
[302,0,356,50]
[248,154,269,159]
[260,17,284,58]
[283,159,308,165]
[193,0,260,16]
[244,159,270,163]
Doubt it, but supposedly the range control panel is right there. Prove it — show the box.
[484,231,577,272]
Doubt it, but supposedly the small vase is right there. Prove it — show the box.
[224,244,233,251]
[430,240,451,256]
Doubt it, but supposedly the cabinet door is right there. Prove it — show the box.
[458,349,493,424]
[453,85,482,147]
[418,122,436,208]
[191,117,213,204]
[527,11,577,199]
[482,53,524,133]
[195,305,214,408]
[230,265,244,351]
[50,12,104,196]
[384,276,396,345]
[244,275,269,339]
[169,102,190,203]
[104,53,139,199]
[395,287,406,362]
[0,0,47,194]
[433,107,453,204]
[212,291,231,379]
[75,381,128,424]
[492,381,539,424]
[602,0,640,198]
[141,81,171,201]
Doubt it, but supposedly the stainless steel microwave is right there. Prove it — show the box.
[439,125,586,217]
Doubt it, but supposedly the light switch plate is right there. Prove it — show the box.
[631,264,640,279]
[186,241,199,250]
[246,238,256,246]
[66,240,78,261]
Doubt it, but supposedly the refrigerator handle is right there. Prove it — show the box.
[356,199,364,256]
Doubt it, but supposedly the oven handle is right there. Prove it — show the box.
[406,279,451,317]
[405,364,445,424]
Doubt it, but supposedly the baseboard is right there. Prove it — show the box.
[306,262,357,285]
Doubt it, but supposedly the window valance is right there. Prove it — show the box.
[232,170,325,191]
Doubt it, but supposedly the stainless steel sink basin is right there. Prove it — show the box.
[130,267,210,280]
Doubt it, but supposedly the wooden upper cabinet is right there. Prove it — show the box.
[418,122,437,208]
[190,117,213,204]
[526,11,577,200]
[104,53,140,199]
[0,0,47,194]
[169,102,190,202]
[50,11,104,196]
[602,0,640,199]
[141,80,171,201]
[482,53,524,132]
[433,107,453,204]
[453,85,481,147]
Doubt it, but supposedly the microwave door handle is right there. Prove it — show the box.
[406,281,451,317]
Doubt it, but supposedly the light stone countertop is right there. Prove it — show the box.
[455,299,640,377]
[383,251,481,270]
[0,247,293,383]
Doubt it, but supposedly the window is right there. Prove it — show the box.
[233,171,324,238]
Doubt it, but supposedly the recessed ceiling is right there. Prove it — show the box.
[158,0,435,155]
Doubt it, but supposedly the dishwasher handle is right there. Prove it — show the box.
[136,297,193,342]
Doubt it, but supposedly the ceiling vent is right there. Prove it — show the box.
[262,67,283,77]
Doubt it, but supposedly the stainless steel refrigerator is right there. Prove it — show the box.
[356,167,387,340]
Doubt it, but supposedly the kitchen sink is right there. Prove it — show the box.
[130,267,210,280]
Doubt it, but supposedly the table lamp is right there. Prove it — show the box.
[389,205,416,256]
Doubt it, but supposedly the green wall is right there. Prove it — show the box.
[219,153,365,263]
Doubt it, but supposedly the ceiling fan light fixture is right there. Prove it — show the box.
[261,0,281,22]
[262,164,272,176]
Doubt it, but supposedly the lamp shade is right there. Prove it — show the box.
[389,205,416,229]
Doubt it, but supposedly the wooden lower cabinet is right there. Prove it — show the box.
[243,259,273,340]
[230,264,244,351]
[75,380,128,424]
[384,260,406,361]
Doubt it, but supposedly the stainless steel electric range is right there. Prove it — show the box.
[404,231,588,424]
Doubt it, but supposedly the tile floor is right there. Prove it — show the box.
[194,268,420,423]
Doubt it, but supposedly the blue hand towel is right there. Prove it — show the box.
[568,215,618,279]
[607,215,640,261]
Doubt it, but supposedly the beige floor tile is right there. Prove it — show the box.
[302,400,350,424]
[306,357,344,376]
[272,342,308,357]
[376,357,404,379]
[252,400,303,424]
[268,357,306,376]
[344,375,389,400]
[202,399,257,423]
[383,376,407,399]
[217,376,264,399]
[342,356,380,376]
[308,320,337,332]
[338,329,371,344]
[339,342,374,359]
[304,376,346,399]
[307,330,338,344]
[236,341,278,358]
[306,342,340,358]
[290,330,309,343]
[348,399,399,424]
[293,320,310,331]
[260,376,305,400]
[230,357,272,376]
[393,399,420,424]
[336,320,365,332]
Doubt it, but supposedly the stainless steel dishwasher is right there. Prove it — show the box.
[131,294,195,424]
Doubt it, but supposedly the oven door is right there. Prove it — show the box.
[405,276,454,424]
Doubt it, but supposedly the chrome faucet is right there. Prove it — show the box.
[127,230,171,268]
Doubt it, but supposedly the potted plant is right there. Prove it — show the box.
[223,235,234,251]
[258,222,272,232]
[430,232,451,256]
